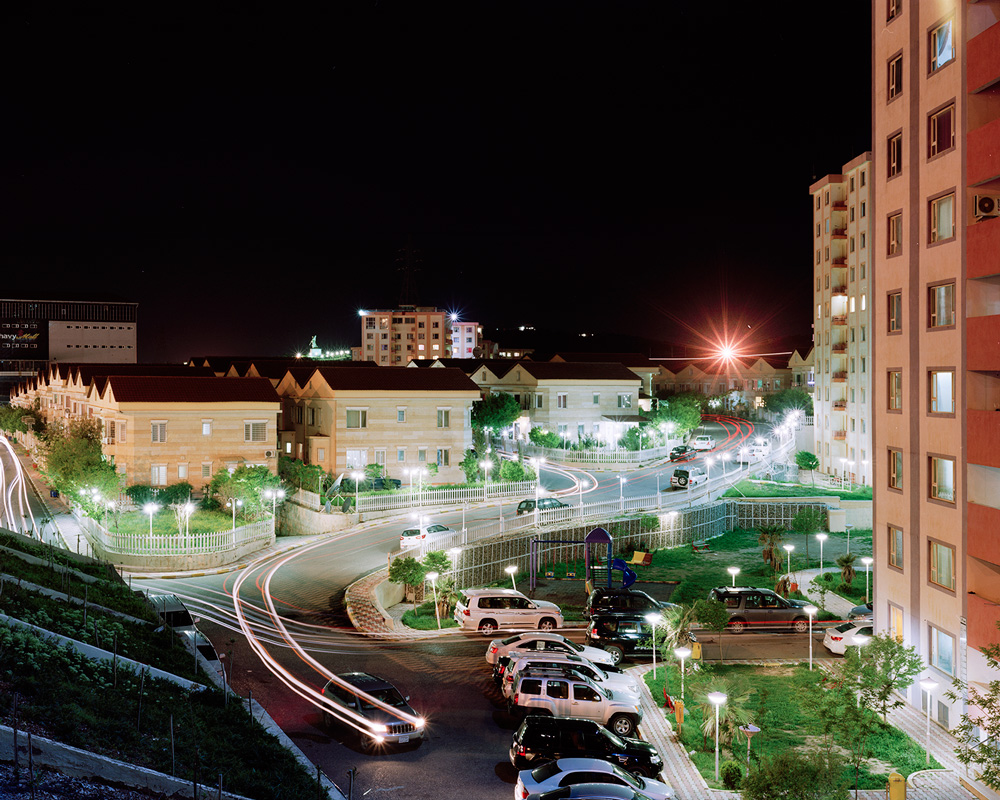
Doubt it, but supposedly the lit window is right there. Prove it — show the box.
[930,625,955,674]
[861,294,866,311]
[929,370,954,413]
[202,420,212,436]
[930,194,955,243]
[888,132,902,178]
[929,283,955,328]
[930,19,954,72]
[930,456,956,503]
[929,105,955,157]
[887,0,900,21]
[930,542,956,591]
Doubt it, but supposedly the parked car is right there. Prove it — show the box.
[508,671,643,737]
[177,628,221,666]
[320,672,424,747]
[849,602,874,622]
[668,445,697,462]
[517,497,571,515]
[586,614,695,666]
[509,716,664,778]
[524,784,661,800]
[691,435,715,451]
[707,587,811,634]
[745,439,772,460]
[399,522,455,550]
[487,631,616,667]
[502,654,642,700]
[670,467,707,489]
[457,589,563,635]
[823,621,874,655]
[584,587,674,619]
[144,592,199,631]
[516,758,675,800]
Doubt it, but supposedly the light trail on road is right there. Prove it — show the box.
[0,435,37,535]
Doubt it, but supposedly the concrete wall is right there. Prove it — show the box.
[280,500,355,536]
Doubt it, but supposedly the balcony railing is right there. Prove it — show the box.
[831,286,848,296]
[832,371,848,382]
[831,227,847,238]
[833,430,847,440]
[832,316,848,326]
[832,401,847,410]
[831,344,848,354]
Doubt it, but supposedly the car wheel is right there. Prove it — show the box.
[629,766,653,780]
[479,619,498,635]
[610,714,637,738]
[792,616,809,634]
[677,478,688,487]
[538,617,557,632]
[604,645,624,665]
[728,618,746,634]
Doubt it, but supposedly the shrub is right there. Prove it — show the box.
[720,759,743,789]
[158,482,194,504]
[125,484,157,506]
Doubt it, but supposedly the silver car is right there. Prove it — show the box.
[320,672,424,747]
[516,758,674,800]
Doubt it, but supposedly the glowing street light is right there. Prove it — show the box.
[674,646,691,707]
[480,460,492,497]
[180,501,195,537]
[783,543,795,578]
[804,605,817,670]
[727,566,740,587]
[708,692,728,782]
[225,498,243,530]
[448,547,462,576]
[352,471,364,511]
[426,571,441,629]
[705,456,714,482]
[862,556,874,603]
[845,523,854,555]
[645,612,662,678]
[505,564,518,591]
[618,475,626,513]
[919,677,938,766]
[143,502,160,536]
[816,532,828,573]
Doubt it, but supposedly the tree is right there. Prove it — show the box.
[205,465,281,520]
[840,633,923,721]
[795,450,821,486]
[694,673,752,748]
[836,552,857,588]
[764,387,814,417]
[499,459,535,482]
[694,597,732,662]
[471,393,521,432]
[947,623,1000,789]
[38,418,119,501]
[757,525,785,574]
[388,556,426,602]
[528,427,562,448]
[740,749,849,800]
[791,507,825,565]
[649,396,703,440]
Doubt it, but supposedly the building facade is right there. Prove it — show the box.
[811,154,873,484]
[357,306,482,364]
[873,3,1000,786]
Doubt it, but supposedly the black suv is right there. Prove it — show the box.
[585,614,659,665]
[509,716,663,778]
[584,587,675,619]
[707,587,811,634]
[517,498,570,515]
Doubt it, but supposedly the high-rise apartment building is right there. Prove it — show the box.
[810,154,873,485]
[451,320,480,359]
[357,306,481,364]
[873,2,1000,786]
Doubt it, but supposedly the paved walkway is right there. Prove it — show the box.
[793,567,858,619]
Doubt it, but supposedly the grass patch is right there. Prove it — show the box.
[722,480,872,501]
[645,663,938,790]
[107,509,252,537]
[812,571,870,606]
[400,601,459,630]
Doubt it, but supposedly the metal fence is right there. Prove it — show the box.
[522,443,676,466]
[79,514,274,557]
[292,480,537,515]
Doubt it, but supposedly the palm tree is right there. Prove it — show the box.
[696,675,753,749]
[758,525,785,574]
[836,552,857,588]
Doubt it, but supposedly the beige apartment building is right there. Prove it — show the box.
[654,356,795,412]
[275,365,480,484]
[357,306,482,364]
[873,1,1000,783]
[811,154,873,485]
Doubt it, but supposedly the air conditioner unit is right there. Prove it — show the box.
[264,450,277,458]
[974,194,1000,220]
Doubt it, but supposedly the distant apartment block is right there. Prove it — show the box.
[357,306,481,364]
[810,153,873,485]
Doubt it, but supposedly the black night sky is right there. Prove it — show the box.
[1,2,872,363]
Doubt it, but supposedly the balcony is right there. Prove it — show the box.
[831,256,847,267]
[968,116,1000,187]
[969,409,1000,470]
[832,316,847,326]
[831,285,848,296]
[832,430,847,440]
[967,216,1000,280]
[831,343,848,354]
[968,592,1000,653]
[832,201,847,211]
[968,314,1000,372]
[831,227,848,239]
[832,371,847,382]
[968,19,1000,94]
[969,502,1000,567]
[832,400,847,410]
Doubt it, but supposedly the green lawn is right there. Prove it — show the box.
[812,570,872,606]
[103,508,256,536]
[722,480,872,501]
[645,663,938,790]
[401,600,459,630]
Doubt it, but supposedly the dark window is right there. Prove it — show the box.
[929,106,955,157]
[888,133,902,177]
[889,55,903,100]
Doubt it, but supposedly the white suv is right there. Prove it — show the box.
[454,589,563,634]
[691,435,715,450]
[670,467,707,489]
[502,653,642,700]
[509,673,643,737]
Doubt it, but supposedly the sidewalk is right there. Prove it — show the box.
[794,567,858,619]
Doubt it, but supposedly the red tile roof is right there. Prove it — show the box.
[313,366,480,392]
[517,361,641,382]
[103,376,279,404]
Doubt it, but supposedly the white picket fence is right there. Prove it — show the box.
[521,443,676,465]
[291,480,538,514]
[79,515,274,557]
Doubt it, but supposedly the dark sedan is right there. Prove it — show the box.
[669,445,697,462]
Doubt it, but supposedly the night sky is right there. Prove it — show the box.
[1,3,872,363]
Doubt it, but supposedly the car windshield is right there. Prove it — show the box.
[359,687,407,710]
[427,525,448,533]
[602,728,626,748]
[502,634,524,645]
[606,763,641,786]
[564,640,583,652]
[530,761,563,781]
[833,621,855,633]
[401,529,420,537]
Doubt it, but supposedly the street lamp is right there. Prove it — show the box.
[919,677,938,766]
[180,501,195,537]
[862,556,873,603]
[352,471,364,511]
[845,523,854,554]
[448,547,462,576]
[839,458,847,489]
[225,498,243,530]
[578,479,589,509]
[721,451,732,477]
[480,460,492,498]
[707,691,728,783]
[143,502,159,536]
[426,571,441,630]
[505,564,518,591]
[645,613,662,678]
[804,605,817,670]
[816,532,828,573]
[706,456,714,482]
[673,646,691,707]
[783,543,795,579]
[738,724,761,778]
[727,566,740,587]
[618,475,626,513]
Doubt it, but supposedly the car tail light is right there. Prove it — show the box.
[590,626,599,638]
[489,645,498,655]
[513,742,526,756]
[463,608,470,616]
[517,784,529,800]
[513,693,519,705]
[830,636,843,642]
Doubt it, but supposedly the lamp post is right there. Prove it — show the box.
[352,471,364,512]
[426,571,441,630]
[578,480,589,511]
[847,460,855,491]
[708,691,728,783]
[618,475,626,514]
[862,556,873,603]
[783,543,795,580]
[738,724,761,778]
[645,613,662,678]
[448,547,461,577]
[263,487,285,516]
[480,460,492,499]
[804,605,817,670]
[225,498,243,530]
[706,457,714,482]
[845,523,854,554]
[143,502,159,536]
[919,677,938,766]
[505,564,518,591]
[181,502,195,538]
[816,532,828,573]
[727,566,740,587]
[722,451,732,477]
[674,646,691,707]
